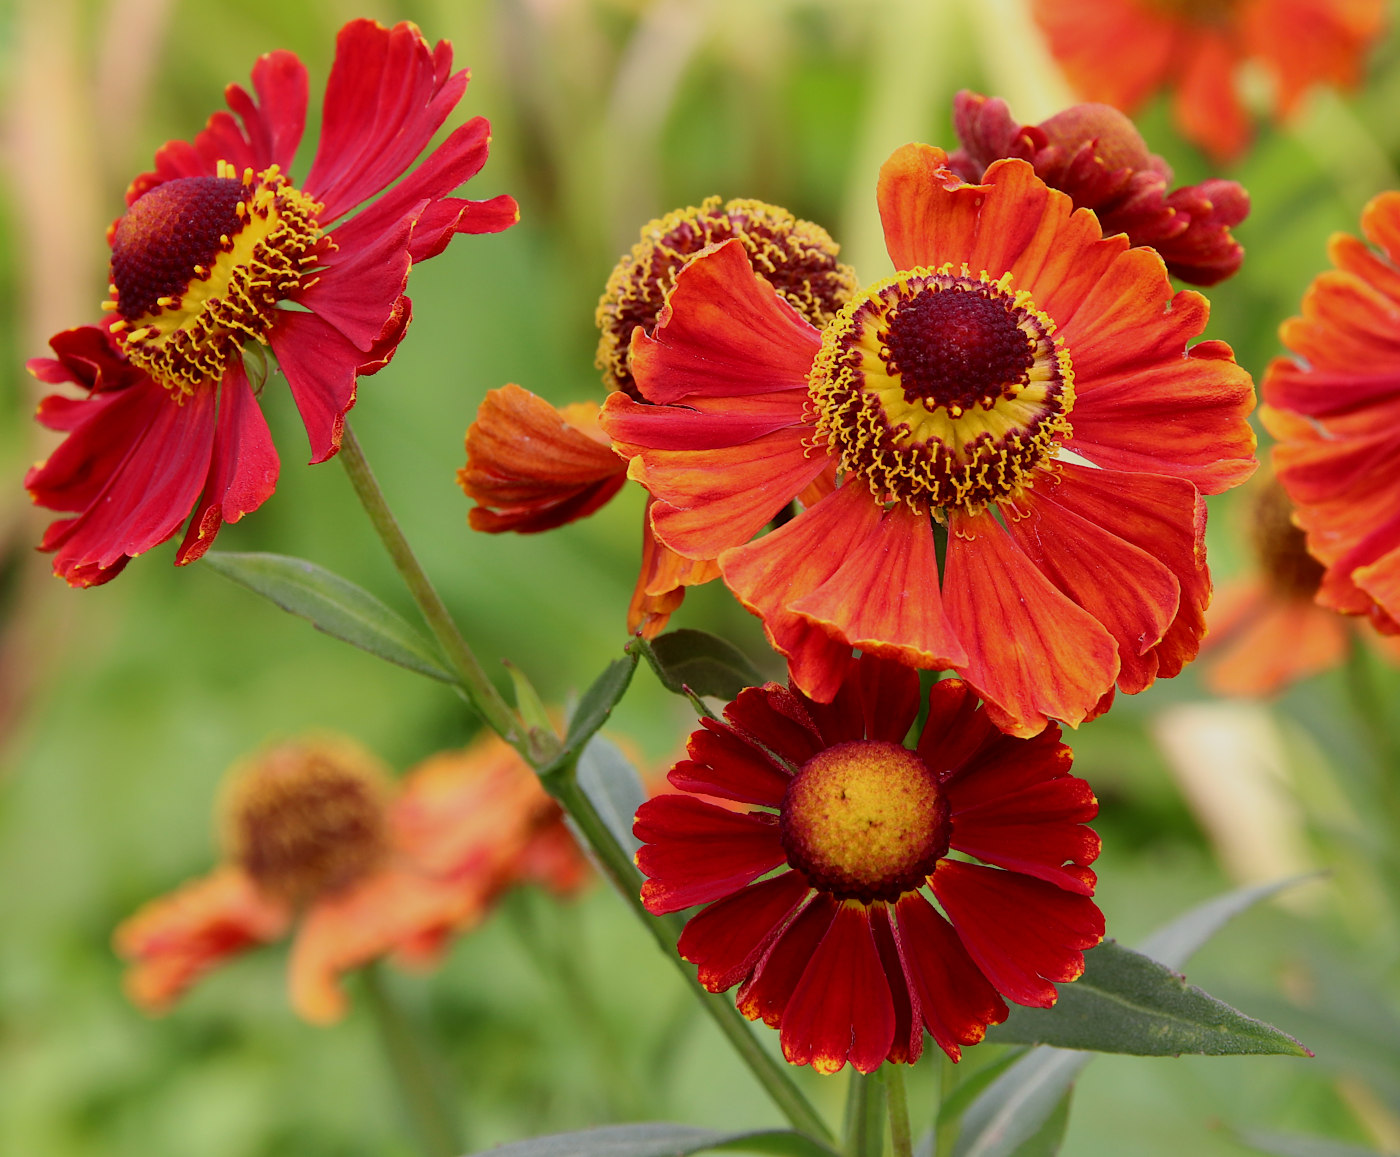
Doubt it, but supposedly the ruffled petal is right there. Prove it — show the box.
[668,719,794,808]
[296,212,414,352]
[628,506,721,637]
[892,891,1007,1061]
[877,143,979,270]
[459,386,626,534]
[176,361,280,565]
[933,860,1104,1008]
[943,508,1120,737]
[634,796,786,914]
[113,866,290,1014]
[721,683,827,768]
[677,871,813,993]
[916,678,1009,781]
[778,903,896,1074]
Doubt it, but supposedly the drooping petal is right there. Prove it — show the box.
[737,893,838,1026]
[668,720,794,808]
[892,891,1008,1061]
[778,903,896,1074]
[628,507,722,637]
[459,386,627,534]
[870,902,923,1065]
[634,796,786,914]
[176,360,280,565]
[296,212,414,351]
[933,860,1104,1008]
[943,509,1120,737]
[677,871,813,993]
[114,866,291,1014]
[267,310,364,463]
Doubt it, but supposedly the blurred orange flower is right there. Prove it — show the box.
[115,732,587,1024]
[1031,0,1386,162]
[459,198,855,638]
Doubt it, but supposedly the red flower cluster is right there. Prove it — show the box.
[27,20,517,586]
[636,655,1103,1073]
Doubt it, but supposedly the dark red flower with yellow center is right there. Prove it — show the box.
[602,145,1256,736]
[460,197,855,637]
[635,654,1104,1074]
[1030,0,1386,162]
[1262,191,1400,638]
[949,92,1248,285]
[26,19,518,586]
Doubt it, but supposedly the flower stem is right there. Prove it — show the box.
[844,1068,885,1157]
[361,962,462,1157]
[338,423,524,749]
[549,766,835,1145]
[885,1065,914,1157]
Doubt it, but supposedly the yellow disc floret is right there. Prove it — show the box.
[807,265,1075,515]
[780,740,949,902]
[106,161,324,396]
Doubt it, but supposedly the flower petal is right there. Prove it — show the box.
[737,893,838,1026]
[668,719,794,808]
[267,310,364,463]
[678,871,813,993]
[877,143,978,271]
[634,796,786,914]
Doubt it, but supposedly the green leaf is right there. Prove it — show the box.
[952,1049,1089,1157]
[463,1123,838,1157]
[988,939,1310,1056]
[202,552,453,682]
[544,652,638,775]
[1236,1130,1384,1157]
[576,734,647,855]
[642,628,765,700]
[1138,873,1323,971]
[1008,1087,1071,1157]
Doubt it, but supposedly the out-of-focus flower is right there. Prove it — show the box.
[115,733,586,1024]
[1205,480,1348,695]
[1031,0,1386,162]
[949,92,1248,285]
[1262,191,1400,638]
[460,198,855,638]
[635,654,1103,1074]
[602,144,1256,736]
[27,20,518,587]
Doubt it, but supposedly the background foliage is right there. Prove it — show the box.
[4,0,1400,1153]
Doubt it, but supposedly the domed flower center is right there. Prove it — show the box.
[597,196,858,399]
[779,740,949,903]
[225,741,389,905]
[106,162,323,395]
[1251,482,1325,599]
[808,266,1075,514]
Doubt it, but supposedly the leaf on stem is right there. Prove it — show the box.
[641,628,765,701]
[461,1123,839,1157]
[577,734,648,856]
[202,551,454,683]
[1235,1130,1386,1157]
[543,652,639,776]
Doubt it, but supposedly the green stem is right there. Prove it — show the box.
[933,1054,959,1157]
[885,1066,913,1157]
[362,963,462,1157]
[338,423,524,750]
[844,1068,885,1157]
[550,766,835,1145]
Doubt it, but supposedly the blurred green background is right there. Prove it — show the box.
[5,0,1400,1153]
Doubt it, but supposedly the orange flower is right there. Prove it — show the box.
[1262,191,1400,639]
[460,198,855,637]
[114,733,586,1023]
[1031,0,1386,162]
[601,145,1257,736]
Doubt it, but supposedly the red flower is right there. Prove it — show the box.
[949,91,1248,285]
[26,19,518,586]
[635,654,1104,1074]
[1262,191,1400,637]
[115,732,587,1023]
[1031,0,1386,162]
[602,145,1256,736]
[460,198,854,638]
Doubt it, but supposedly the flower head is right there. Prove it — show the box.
[602,145,1256,735]
[27,19,518,586]
[1262,190,1400,639]
[115,732,586,1023]
[635,654,1104,1073]
[949,91,1248,285]
[461,198,853,637]
[1031,0,1386,161]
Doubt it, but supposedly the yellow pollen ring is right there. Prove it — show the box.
[807,264,1075,516]
[111,164,324,397]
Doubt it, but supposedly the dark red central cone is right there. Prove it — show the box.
[885,286,1034,411]
[111,176,245,319]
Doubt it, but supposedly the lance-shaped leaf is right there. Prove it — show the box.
[643,628,765,700]
[538,651,640,779]
[464,1123,839,1157]
[988,939,1310,1056]
[577,734,648,856]
[202,551,453,682]
[1236,1130,1385,1157]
